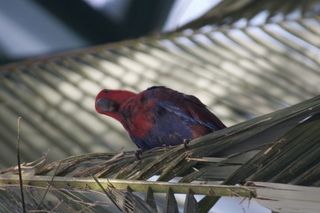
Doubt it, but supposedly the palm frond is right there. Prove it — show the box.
[252,182,320,213]
[0,1,319,212]
[1,94,319,212]
[177,0,320,30]
[1,14,319,169]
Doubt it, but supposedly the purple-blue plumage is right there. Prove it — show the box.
[95,86,226,150]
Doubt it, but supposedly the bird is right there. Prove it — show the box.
[95,86,226,151]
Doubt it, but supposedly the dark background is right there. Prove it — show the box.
[0,0,202,66]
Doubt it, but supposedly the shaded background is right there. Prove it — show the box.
[0,0,217,66]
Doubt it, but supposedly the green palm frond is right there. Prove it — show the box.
[1,94,320,212]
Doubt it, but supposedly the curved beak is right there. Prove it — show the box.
[96,98,119,112]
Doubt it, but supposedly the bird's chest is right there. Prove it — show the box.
[119,99,157,138]
[120,102,195,142]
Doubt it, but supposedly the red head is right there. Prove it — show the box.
[95,89,136,122]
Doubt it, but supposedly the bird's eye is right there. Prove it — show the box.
[103,89,110,93]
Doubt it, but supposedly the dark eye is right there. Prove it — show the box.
[103,89,110,93]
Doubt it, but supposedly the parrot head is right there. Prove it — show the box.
[95,89,136,121]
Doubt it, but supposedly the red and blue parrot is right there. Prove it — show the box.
[95,86,226,151]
